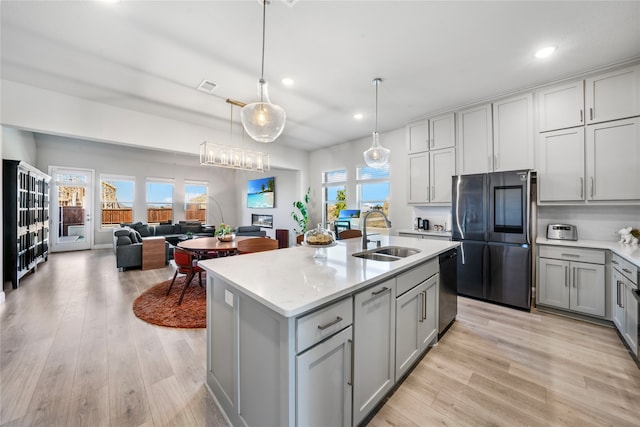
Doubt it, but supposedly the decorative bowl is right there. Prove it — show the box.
[217,233,236,242]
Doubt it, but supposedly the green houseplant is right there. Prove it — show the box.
[291,187,311,237]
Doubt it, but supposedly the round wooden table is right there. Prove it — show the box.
[176,236,258,257]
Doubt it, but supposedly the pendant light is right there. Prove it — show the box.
[241,0,286,143]
[363,78,390,168]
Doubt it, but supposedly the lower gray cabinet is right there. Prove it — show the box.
[353,279,396,426]
[296,326,353,427]
[395,274,439,380]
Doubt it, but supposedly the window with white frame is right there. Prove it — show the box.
[357,165,390,229]
[322,169,347,224]
[146,179,174,223]
[100,175,134,227]
[184,181,207,223]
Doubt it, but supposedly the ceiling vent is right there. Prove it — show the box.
[197,79,217,94]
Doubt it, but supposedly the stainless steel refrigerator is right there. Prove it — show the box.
[451,170,534,310]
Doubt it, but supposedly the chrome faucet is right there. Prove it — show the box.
[362,208,392,249]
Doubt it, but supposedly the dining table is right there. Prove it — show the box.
[176,236,258,258]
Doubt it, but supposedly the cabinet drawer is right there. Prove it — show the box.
[396,258,438,296]
[296,297,353,353]
[539,245,605,264]
[611,253,638,285]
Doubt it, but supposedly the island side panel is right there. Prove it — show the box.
[207,274,295,427]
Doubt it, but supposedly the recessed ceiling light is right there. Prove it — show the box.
[535,46,556,59]
[282,77,295,87]
[354,113,364,120]
[196,79,217,94]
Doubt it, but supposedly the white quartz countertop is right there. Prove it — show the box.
[199,236,459,318]
[536,237,640,267]
[397,229,452,238]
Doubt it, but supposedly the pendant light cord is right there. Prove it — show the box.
[260,0,267,81]
[374,79,379,132]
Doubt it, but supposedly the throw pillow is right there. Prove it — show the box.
[133,223,151,237]
[129,230,142,243]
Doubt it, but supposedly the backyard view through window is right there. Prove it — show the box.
[185,182,207,223]
[323,169,347,223]
[100,176,134,227]
[358,165,390,229]
[146,180,174,223]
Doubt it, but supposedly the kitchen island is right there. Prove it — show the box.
[199,235,458,427]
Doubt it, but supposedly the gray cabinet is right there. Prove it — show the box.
[585,64,640,125]
[537,127,585,202]
[492,93,534,171]
[537,246,605,317]
[456,103,493,174]
[353,279,395,426]
[395,273,438,380]
[297,326,353,427]
[611,253,638,357]
[537,80,585,132]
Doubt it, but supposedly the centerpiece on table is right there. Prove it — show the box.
[217,223,236,242]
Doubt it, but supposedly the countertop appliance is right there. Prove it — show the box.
[451,170,534,310]
[438,249,458,337]
[546,224,578,241]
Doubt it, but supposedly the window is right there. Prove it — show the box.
[357,165,390,229]
[146,179,174,223]
[322,169,347,224]
[185,181,207,223]
[100,175,134,227]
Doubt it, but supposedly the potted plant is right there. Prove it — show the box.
[291,187,310,244]
[216,223,236,242]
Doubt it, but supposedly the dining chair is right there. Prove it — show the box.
[338,229,362,240]
[167,247,205,305]
[237,237,279,254]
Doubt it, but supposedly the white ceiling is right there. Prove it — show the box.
[2,1,640,152]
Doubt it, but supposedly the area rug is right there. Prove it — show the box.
[133,275,206,328]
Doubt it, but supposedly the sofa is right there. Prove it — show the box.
[235,225,267,237]
[124,221,216,246]
[113,221,215,270]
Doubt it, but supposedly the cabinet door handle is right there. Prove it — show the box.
[347,338,354,386]
[423,291,427,320]
[589,177,594,198]
[617,280,621,307]
[623,268,632,274]
[317,316,343,330]
[620,282,625,309]
[494,154,499,170]
[418,292,424,323]
[612,260,619,265]
[590,107,593,121]
[580,177,584,199]
[565,266,569,287]
[573,267,576,288]
[580,109,583,123]
[561,253,580,258]
[372,286,389,296]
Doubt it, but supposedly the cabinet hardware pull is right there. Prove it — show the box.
[561,253,580,257]
[589,177,594,198]
[317,316,343,330]
[573,267,576,288]
[494,154,499,170]
[620,282,625,309]
[418,292,424,323]
[372,287,389,296]
[423,291,427,320]
[565,266,569,287]
[580,177,584,199]
[580,109,583,123]
[623,268,632,274]
[347,339,354,386]
[612,260,619,265]
[590,107,593,121]
[617,280,621,307]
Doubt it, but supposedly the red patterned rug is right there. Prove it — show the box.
[133,274,206,328]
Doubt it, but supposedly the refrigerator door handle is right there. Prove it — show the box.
[526,170,531,244]
[482,244,489,299]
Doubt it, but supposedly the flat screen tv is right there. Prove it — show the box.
[252,214,273,229]
[247,176,275,208]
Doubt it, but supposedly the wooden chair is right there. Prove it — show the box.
[167,247,205,305]
[338,229,362,240]
[237,237,279,254]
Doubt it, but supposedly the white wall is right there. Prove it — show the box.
[2,127,37,164]
[309,127,413,233]
[34,134,240,246]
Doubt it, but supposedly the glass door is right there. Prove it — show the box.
[49,167,93,252]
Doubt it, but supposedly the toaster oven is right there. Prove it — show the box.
[546,224,578,241]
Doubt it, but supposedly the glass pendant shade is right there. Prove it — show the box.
[363,131,390,167]
[241,79,286,143]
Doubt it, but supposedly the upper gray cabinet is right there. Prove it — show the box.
[407,119,429,153]
[492,93,534,171]
[407,113,455,154]
[538,64,640,132]
[456,104,493,174]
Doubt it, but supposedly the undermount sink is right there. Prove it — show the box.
[352,246,421,262]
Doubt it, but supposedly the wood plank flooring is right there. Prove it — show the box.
[1,249,639,426]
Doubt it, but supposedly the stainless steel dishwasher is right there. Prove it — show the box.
[439,249,458,338]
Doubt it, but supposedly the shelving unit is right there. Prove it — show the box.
[3,160,51,289]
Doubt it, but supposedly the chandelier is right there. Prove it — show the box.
[240,0,286,143]
[363,78,390,168]
[200,99,270,172]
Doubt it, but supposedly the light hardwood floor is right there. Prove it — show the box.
[2,249,639,426]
